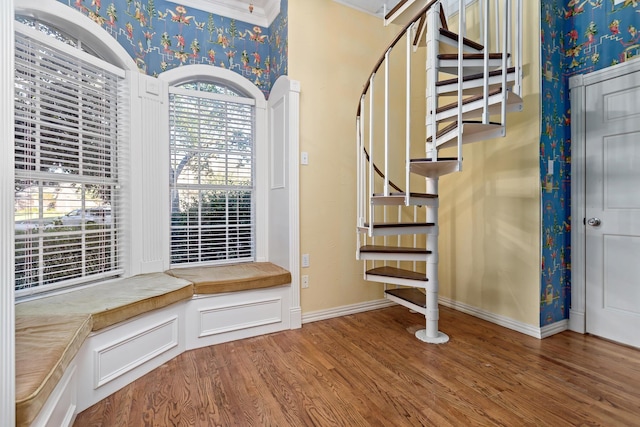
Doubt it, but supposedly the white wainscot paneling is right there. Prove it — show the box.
[186,286,291,349]
[30,363,77,427]
[75,304,186,412]
[94,316,179,388]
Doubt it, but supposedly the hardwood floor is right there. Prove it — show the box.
[74,305,640,426]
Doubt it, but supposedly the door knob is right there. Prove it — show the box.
[587,217,601,227]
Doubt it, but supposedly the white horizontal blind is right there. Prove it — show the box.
[169,88,255,265]
[14,28,124,295]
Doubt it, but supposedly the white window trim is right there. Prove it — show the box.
[3,0,137,423]
[1,1,15,424]
[14,23,127,297]
[158,65,268,266]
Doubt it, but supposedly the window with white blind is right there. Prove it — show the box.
[14,19,126,296]
[169,83,255,265]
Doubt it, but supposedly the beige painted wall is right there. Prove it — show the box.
[288,0,541,325]
[437,1,541,327]
[288,0,401,313]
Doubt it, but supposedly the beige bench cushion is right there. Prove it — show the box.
[16,272,193,331]
[15,314,92,427]
[167,262,291,294]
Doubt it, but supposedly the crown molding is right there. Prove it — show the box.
[165,0,280,28]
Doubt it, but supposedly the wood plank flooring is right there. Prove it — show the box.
[74,305,640,426]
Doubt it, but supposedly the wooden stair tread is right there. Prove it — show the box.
[438,53,508,60]
[360,245,430,254]
[409,158,460,178]
[426,121,501,142]
[427,121,458,141]
[367,266,428,281]
[384,0,438,26]
[385,0,411,20]
[385,288,427,308]
[372,192,437,199]
[439,28,484,51]
[413,13,427,46]
[410,157,458,163]
[436,87,502,114]
[436,67,516,87]
[364,222,435,228]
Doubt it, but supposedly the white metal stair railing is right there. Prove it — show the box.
[355,0,523,344]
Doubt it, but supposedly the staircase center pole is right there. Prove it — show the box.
[415,3,449,344]
[415,177,449,344]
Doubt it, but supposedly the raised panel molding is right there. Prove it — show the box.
[186,286,291,349]
[270,96,286,189]
[30,364,77,427]
[137,73,168,272]
[199,297,283,337]
[93,316,179,388]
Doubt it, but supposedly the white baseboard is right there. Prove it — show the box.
[302,297,569,339]
[290,307,302,329]
[540,319,569,338]
[302,299,394,324]
[438,296,559,339]
[569,309,585,334]
[302,296,571,339]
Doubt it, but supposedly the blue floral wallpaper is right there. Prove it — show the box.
[57,0,288,96]
[540,0,640,326]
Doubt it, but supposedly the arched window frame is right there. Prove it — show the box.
[158,65,269,266]
[12,0,137,297]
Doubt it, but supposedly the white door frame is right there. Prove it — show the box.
[569,59,640,334]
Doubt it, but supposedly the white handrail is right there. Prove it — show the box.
[405,24,412,205]
[516,0,523,96]
[356,114,361,226]
[501,0,509,125]
[482,0,490,124]
[495,0,500,50]
[358,96,365,227]
[368,75,375,236]
[384,49,390,196]
[426,5,438,161]
[457,0,464,164]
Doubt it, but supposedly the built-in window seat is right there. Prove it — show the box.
[15,262,292,427]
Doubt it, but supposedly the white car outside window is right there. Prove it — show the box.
[60,208,112,226]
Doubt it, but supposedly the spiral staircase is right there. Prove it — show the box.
[355,0,523,343]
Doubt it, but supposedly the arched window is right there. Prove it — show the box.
[159,66,270,268]
[13,12,130,297]
[168,80,256,265]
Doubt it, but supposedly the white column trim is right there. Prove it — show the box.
[288,79,302,328]
[1,1,15,426]
[569,74,586,334]
[267,76,301,328]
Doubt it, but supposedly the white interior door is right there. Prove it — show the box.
[585,70,640,348]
